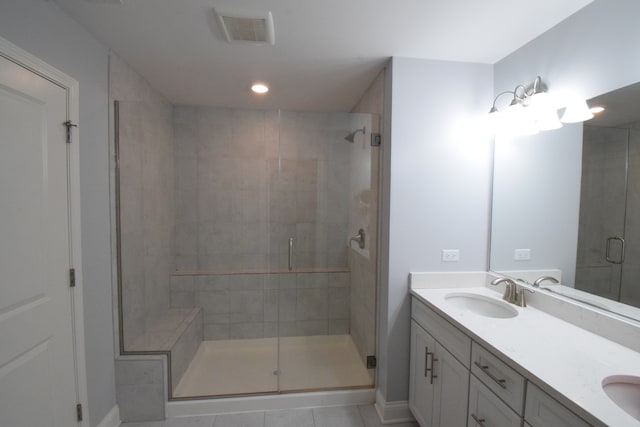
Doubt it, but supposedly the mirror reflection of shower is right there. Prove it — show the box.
[344,126,366,143]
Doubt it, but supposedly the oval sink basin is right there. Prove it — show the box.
[444,292,518,319]
[602,375,640,421]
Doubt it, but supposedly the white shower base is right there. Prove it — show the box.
[173,334,373,398]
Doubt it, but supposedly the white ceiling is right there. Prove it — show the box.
[54,0,594,112]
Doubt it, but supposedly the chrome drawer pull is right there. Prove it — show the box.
[471,413,486,426]
[474,361,507,389]
[424,349,438,384]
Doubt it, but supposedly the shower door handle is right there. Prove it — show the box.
[288,237,294,271]
[606,236,625,264]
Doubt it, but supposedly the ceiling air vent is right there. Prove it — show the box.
[214,8,275,45]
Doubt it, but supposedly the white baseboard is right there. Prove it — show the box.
[374,389,415,424]
[96,405,121,427]
[166,388,375,418]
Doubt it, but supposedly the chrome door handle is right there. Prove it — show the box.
[606,236,625,264]
[474,361,507,389]
[471,413,486,426]
[288,237,294,271]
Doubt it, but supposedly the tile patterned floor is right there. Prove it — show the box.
[121,404,418,427]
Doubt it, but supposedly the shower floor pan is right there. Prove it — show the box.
[173,334,373,398]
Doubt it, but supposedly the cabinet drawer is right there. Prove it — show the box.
[525,383,590,427]
[468,375,523,427]
[471,342,525,415]
[412,298,471,367]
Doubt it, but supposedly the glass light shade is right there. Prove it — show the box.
[535,108,563,131]
[561,98,594,123]
[485,110,502,134]
[499,103,539,137]
[528,92,562,131]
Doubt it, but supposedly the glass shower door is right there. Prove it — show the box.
[171,107,280,397]
[620,128,640,307]
[275,110,378,392]
[575,125,628,300]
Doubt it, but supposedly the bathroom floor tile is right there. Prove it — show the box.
[212,411,265,427]
[162,415,215,427]
[357,405,418,427]
[121,422,164,427]
[312,406,365,427]
[265,408,314,427]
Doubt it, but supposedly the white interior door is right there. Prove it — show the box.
[0,54,80,426]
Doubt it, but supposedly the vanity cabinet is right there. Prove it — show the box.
[410,297,593,427]
[409,321,469,427]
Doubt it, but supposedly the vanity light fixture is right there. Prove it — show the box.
[560,97,593,123]
[590,106,605,114]
[251,82,269,94]
[488,76,592,137]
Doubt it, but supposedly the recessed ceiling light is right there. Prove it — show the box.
[251,83,269,94]
[590,106,605,114]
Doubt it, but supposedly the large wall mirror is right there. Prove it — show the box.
[490,81,640,322]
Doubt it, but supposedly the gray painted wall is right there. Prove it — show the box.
[493,0,640,284]
[495,0,640,104]
[379,58,494,402]
[0,1,115,425]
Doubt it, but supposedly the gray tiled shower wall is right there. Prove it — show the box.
[170,272,350,340]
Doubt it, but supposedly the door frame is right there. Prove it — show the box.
[0,35,89,425]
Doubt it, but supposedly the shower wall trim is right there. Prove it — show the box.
[166,388,375,417]
[174,267,349,276]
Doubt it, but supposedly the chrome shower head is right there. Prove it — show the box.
[344,127,366,143]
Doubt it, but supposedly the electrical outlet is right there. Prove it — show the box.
[514,248,531,261]
[442,249,460,262]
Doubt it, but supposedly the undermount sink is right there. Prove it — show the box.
[444,292,518,319]
[602,375,640,421]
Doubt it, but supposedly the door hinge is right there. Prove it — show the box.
[69,268,76,288]
[64,120,78,144]
[367,355,377,369]
[76,403,83,422]
[370,133,381,147]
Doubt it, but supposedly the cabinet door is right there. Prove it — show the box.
[410,321,437,427]
[468,375,522,427]
[525,383,591,427]
[433,342,470,427]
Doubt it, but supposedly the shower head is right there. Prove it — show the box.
[344,127,366,143]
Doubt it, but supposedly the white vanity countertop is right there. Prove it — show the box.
[410,277,640,427]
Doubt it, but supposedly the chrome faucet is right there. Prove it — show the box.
[533,276,559,287]
[490,277,517,303]
[490,277,535,307]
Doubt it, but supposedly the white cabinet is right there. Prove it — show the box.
[525,383,590,427]
[410,297,593,427]
[471,342,525,414]
[409,320,436,427]
[468,375,523,427]
[410,320,469,427]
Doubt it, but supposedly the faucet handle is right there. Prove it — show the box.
[533,276,559,287]
[516,287,535,307]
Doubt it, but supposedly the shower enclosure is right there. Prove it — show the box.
[575,124,640,307]
[116,102,379,399]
